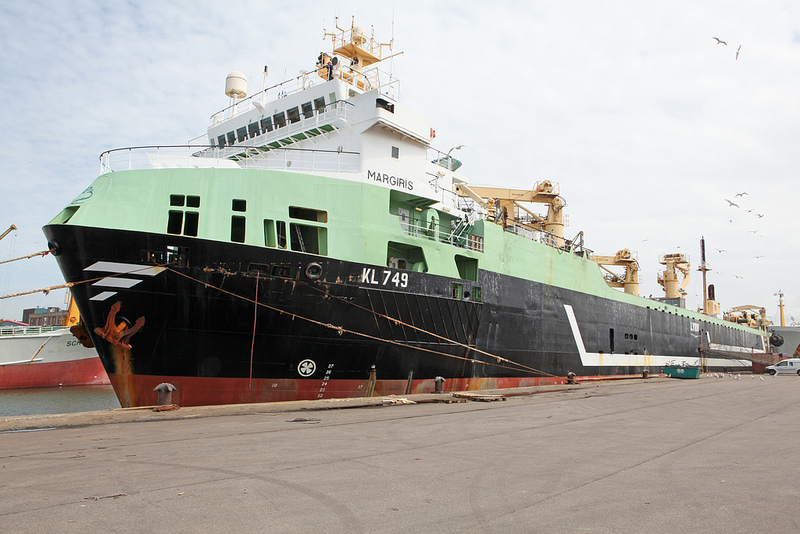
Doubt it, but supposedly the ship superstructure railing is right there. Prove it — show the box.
[400,215,484,253]
[209,66,398,126]
[100,146,360,174]
[207,100,354,154]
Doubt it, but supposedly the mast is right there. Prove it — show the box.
[700,236,708,313]
[777,289,785,327]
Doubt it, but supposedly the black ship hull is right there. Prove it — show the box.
[44,224,764,407]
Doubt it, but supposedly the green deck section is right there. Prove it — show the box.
[53,167,764,337]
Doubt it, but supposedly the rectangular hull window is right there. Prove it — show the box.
[184,212,199,237]
[231,216,246,243]
[276,221,287,248]
[167,211,183,235]
[289,206,327,223]
[289,223,327,255]
[264,219,276,247]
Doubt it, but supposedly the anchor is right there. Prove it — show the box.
[94,301,145,350]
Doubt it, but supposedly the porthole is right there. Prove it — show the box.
[305,262,323,280]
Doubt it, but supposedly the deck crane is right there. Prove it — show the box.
[657,253,691,298]
[589,249,640,295]
[454,181,565,246]
[723,305,771,329]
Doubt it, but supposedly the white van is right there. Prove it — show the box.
[765,358,800,375]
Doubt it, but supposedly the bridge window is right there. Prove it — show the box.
[376,98,395,113]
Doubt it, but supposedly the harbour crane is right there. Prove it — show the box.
[0,224,17,242]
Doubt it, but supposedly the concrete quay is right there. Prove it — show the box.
[1,375,798,533]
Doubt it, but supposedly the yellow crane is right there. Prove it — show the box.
[589,249,640,295]
[454,181,565,246]
[0,224,17,242]
[724,305,771,329]
[657,253,691,298]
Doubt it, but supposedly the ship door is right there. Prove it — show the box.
[609,328,615,353]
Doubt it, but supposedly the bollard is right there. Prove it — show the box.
[434,376,445,393]
[365,366,376,397]
[566,372,576,384]
[642,369,649,379]
[154,382,177,406]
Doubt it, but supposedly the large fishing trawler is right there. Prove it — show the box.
[43,20,768,407]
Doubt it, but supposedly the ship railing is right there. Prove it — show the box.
[209,65,398,125]
[211,100,354,155]
[0,325,67,337]
[100,146,360,174]
[425,172,459,207]
[502,220,579,253]
[223,147,360,173]
[401,216,484,253]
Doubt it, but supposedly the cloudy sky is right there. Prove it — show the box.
[1,0,798,324]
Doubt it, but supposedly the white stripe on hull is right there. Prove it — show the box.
[564,304,752,369]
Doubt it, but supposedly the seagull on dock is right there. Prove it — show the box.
[736,45,742,60]
[713,37,727,45]
[724,199,739,207]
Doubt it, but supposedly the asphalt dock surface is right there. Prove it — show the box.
[2,375,798,533]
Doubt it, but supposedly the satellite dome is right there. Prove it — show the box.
[352,26,367,45]
[225,71,247,99]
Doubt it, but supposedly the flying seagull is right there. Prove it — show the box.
[724,199,739,207]
[735,192,748,197]
[756,213,764,218]
[715,248,727,253]
[734,275,743,279]
[754,255,764,259]
[713,37,727,45]
[736,45,742,60]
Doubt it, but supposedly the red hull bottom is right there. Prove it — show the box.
[108,373,583,408]
[0,358,110,390]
